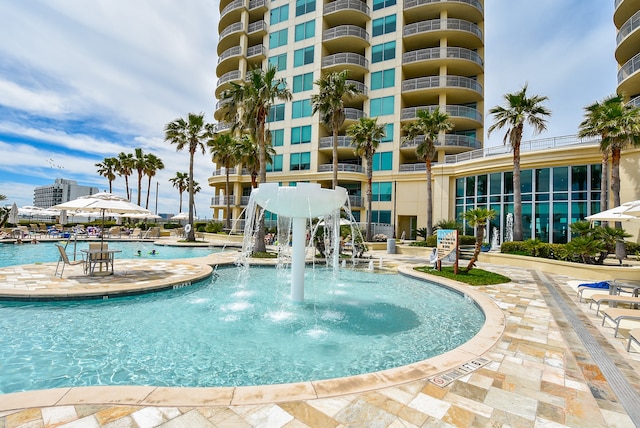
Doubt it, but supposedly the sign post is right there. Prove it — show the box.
[436,229,459,274]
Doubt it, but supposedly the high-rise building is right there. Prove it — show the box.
[212,0,484,234]
[33,179,99,208]
[614,0,640,107]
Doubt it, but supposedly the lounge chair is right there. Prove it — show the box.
[627,328,640,352]
[55,244,86,278]
[576,281,610,302]
[601,308,640,337]
[589,294,640,316]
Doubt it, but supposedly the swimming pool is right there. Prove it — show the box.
[0,241,221,268]
[0,266,485,394]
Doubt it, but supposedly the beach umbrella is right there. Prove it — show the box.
[586,201,640,222]
[8,203,18,225]
[52,192,151,247]
[170,212,189,220]
[619,200,640,217]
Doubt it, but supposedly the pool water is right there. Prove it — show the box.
[0,241,220,268]
[0,266,485,394]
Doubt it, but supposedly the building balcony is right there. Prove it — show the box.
[247,19,268,45]
[318,163,364,174]
[324,0,370,27]
[219,0,245,31]
[322,25,370,51]
[399,163,427,173]
[401,134,482,152]
[617,51,640,99]
[248,0,267,18]
[215,70,242,97]
[348,195,364,207]
[214,98,233,121]
[628,95,640,108]
[401,104,482,128]
[401,75,483,104]
[247,44,265,59]
[403,18,483,51]
[217,46,242,76]
[615,10,640,65]
[211,195,236,206]
[402,46,483,76]
[403,0,483,23]
[346,80,368,100]
[343,107,366,122]
[614,0,638,28]
[216,122,234,133]
[319,136,356,155]
[322,53,368,79]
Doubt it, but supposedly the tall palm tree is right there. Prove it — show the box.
[133,148,147,206]
[95,157,118,193]
[164,112,215,242]
[237,133,275,189]
[143,153,164,210]
[169,172,189,213]
[311,70,361,189]
[208,133,241,229]
[221,65,291,252]
[460,207,497,271]
[402,108,453,237]
[117,152,134,200]
[488,84,551,242]
[578,94,640,262]
[347,117,386,242]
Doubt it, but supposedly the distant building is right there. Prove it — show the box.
[33,179,99,208]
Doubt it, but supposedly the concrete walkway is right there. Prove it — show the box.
[0,250,639,427]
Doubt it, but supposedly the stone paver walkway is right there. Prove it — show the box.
[0,253,639,427]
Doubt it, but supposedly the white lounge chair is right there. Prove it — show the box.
[589,294,640,316]
[601,308,640,337]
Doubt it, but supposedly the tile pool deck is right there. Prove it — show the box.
[0,248,639,427]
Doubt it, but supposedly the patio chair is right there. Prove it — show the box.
[601,307,640,337]
[55,244,86,278]
[588,294,640,316]
[627,328,640,352]
[87,243,113,275]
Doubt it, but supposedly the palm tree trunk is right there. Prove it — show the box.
[601,152,609,227]
[108,180,113,193]
[466,224,484,271]
[124,176,130,200]
[254,120,267,253]
[611,148,626,262]
[425,159,433,237]
[332,127,339,189]
[512,128,523,241]
[225,168,231,230]
[366,156,373,242]
[137,173,143,206]
[179,191,183,213]
[187,150,195,241]
[145,176,152,209]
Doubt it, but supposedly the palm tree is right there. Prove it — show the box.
[460,207,497,271]
[95,157,118,193]
[164,112,215,241]
[347,117,386,241]
[488,84,551,242]
[402,108,453,237]
[208,133,241,229]
[237,133,275,189]
[169,172,189,213]
[311,70,361,189]
[117,152,134,200]
[133,148,147,206]
[221,65,291,252]
[143,153,164,210]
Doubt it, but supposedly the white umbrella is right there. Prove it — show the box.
[619,200,640,217]
[586,201,640,222]
[128,212,161,219]
[53,192,151,246]
[8,203,18,225]
[170,212,189,220]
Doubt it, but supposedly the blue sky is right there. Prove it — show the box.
[0,0,618,215]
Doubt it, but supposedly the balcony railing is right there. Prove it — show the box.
[401,105,482,122]
[322,25,369,43]
[322,52,368,69]
[349,196,364,207]
[402,135,481,150]
[319,136,353,149]
[220,22,244,40]
[346,80,368,96]
[218,46,242,63]
[618,51,640,83]
[247,44,265,57]
[402,75,483,95]
[211,195,235,205]
[217,70,242,87]
[221,0,244,19]
[248,20,267,34]
[324,0,370,15]
[403,46,483,67]
[216,122,233,132]
[403,18,482,40]
[628,96,640,108]
[344,108,366,121]
[404,0,483,14]
[211,167,237,176]
[399,163,427,172]
[318,163,364,173]
[248,0,266,10]
[443,134,601,164]
[616,10,640,44]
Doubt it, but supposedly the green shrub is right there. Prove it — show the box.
[501,241,530,255]
[205,221,224,233]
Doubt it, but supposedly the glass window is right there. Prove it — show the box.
[372,210,392,223]
[296,0,315,16]
[571,201,587,223]
[489,172,501,195]
[553,166,568,191]
[372,15,396,37]
[271,129,284,147]
[293,72,313,93]
[371,41,395,63]
[373,0,396,11]
[269,5,289,25]
[291,125,311,144]
[269,29,288,49]
[522,203,532,240]
[381,123,393,142]
[372,152,392,171]
[295,20,315,41]
[535,168,549,193]
[535,203,549,242]
[267,104,285,122]
[520,170,532,194]
[294,46,314,66]
[370,69,395,90]
[590,164,602,190]
[266,154,283,172]
[292,99,312,118]
[370,96,394,116]
[553,202,568,244]
[268,53,287,71]
[290,152,311,170]
[372,182,392,201]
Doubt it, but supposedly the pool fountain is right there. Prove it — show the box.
[243,183,348,302]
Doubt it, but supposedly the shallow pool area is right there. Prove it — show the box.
[0,266,485,394]
[0,241,221,268]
